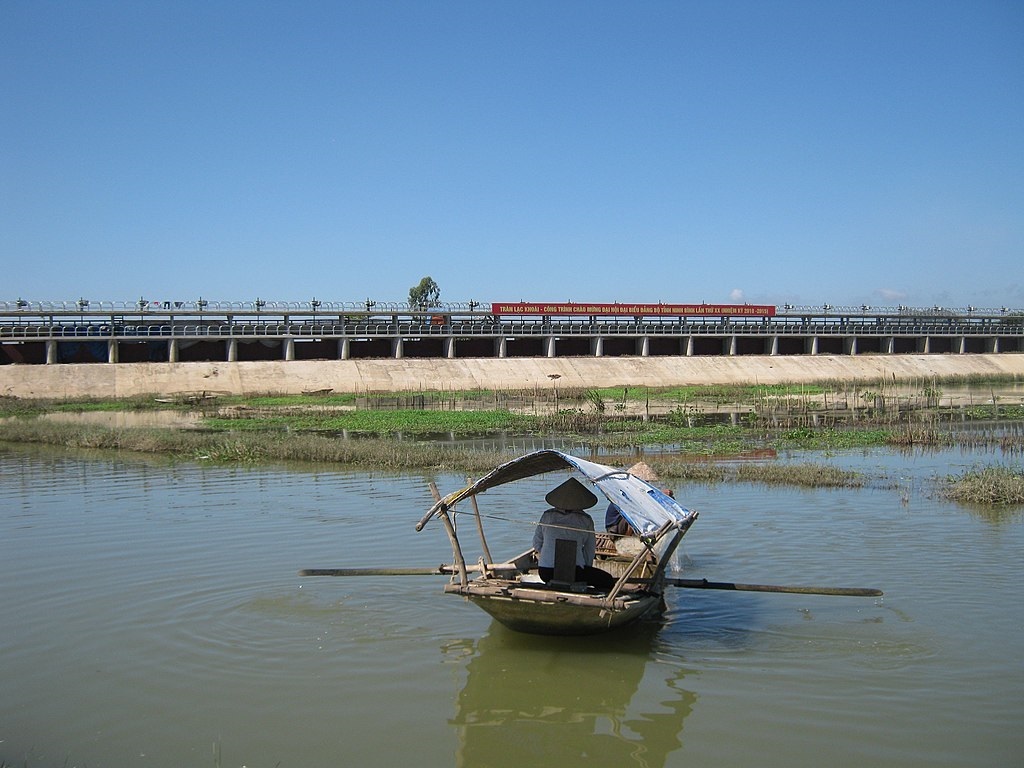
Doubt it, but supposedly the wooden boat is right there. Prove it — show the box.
[414,449,699,635]
[300,450,881,636]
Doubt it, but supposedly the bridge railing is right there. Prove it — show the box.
[2,315,1023,341]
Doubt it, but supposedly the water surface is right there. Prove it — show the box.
[0,446,1021,767]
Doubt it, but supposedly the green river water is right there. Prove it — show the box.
[1,444,1021,767]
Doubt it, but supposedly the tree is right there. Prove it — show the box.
[408,276,441,308]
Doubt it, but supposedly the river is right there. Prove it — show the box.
[0,444,1021,767]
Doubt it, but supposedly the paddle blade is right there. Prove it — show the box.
[667,577,882,597]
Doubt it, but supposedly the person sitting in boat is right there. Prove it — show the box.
[605,502,632,536]
[532,477,616,591]
[606,461,674,536]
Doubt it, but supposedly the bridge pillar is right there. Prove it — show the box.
[770,336,779,356]
[283,338,295,361]
[917,337,930,353]
[638,337,650,357]
[46,340,57,364]
[545,336,556,358]
[107,340,119,363]
[496,337,507,358]
[444,337,456,359]
[227,339,238,362]
[882,336,894,354]
[956,336,966,354]
[591,337,604,357]
[987,337,1000,353]
[727,335,737,356]
[338,338,350,360]
[808,336,819,355]
[168,339,179,363]
[685,336,694,357]
[393,338,404,359]
[844,337,857,356]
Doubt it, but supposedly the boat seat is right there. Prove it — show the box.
[595,532,617,557]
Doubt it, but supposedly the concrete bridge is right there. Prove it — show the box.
[2,300,1022,366]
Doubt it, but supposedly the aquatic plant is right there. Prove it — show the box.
[943,464,1024,507]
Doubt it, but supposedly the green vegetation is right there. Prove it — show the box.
[623,458,865,489]
[408,275,441,307]
[1,375,1020,497]
[205,407,534,434]
[0,417,513,472]
[943,464,1024,507]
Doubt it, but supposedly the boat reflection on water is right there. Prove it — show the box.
[445,621,697,767]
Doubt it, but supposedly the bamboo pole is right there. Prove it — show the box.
[469,490,493,565]
[428,480,468,585]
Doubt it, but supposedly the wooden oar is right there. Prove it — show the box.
[299,567,451,577]
[666,577,882,597]
[299,569,882,597]
[299,563,519,577]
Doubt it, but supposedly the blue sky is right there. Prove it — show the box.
[2,1,1022,310]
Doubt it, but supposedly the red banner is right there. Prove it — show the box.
[490,302,776,317]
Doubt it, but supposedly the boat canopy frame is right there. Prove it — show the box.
[416,449,699,594]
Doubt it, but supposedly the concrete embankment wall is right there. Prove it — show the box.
[2,354,1023,399]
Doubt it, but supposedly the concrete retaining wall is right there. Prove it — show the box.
[2,354,1022,399]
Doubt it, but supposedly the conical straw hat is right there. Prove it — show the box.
[545,477,598,510]
[627,461,659,483]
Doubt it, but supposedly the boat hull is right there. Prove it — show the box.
[447,581,664,635]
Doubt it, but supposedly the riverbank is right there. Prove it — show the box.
[2,353,1023,399]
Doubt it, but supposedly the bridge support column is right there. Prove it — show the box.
[987,337,1000,353]
[727,335,737,356]
[770,336,779,356]
[107,340,119,363]
[685,336,694,356]
[638,337,650,357]
[283,338,295,361]
[392,338,404,359]
[808,336,819,355]
[46,340,57,364]
[545,336,556,358]
[496,337,507,358]
[844,337,857,355]
[591,337,604,357]
[338,338,350,360]
[444,337,456,359]
[882,336,894,354]
[956,336,966,354]
[917,337,930,353]
[168,339,179,363]
[227,339,238,362]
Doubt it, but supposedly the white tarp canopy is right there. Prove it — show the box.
[423,449,693,537]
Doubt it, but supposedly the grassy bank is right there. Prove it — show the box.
[0,417,872,491]
[1,377,1021,499]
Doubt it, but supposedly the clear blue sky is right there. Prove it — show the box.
[2,1,1022,309]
